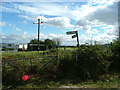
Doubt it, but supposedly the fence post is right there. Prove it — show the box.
[29,58,32,73]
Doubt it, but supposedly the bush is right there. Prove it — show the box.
[76,45,111,79]
[58,45,112,80]
[2,48,14,51]
[109,39,120,72]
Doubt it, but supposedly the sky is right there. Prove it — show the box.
[0,0,119,46]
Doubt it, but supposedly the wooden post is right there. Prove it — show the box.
[29,58,32,73]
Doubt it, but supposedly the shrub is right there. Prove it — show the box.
[2,48,14,51]
[76,45,111,79]
[109,38,120,72]
[58,45,112,80]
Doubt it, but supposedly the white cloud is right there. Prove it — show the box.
[2,1,118,26]
[93,33,117,44]
[43,26,46,29]
[22,20,28,24]
[2,32,33,43]
[68,0,118,30]
[18,15,35,21]
[43,17,73,28]
[85,28,99,35]
[0,22,14,27]
[16,28,21,31]
[14,4,40,15]
[0,22,6,27]
[3,1,118,30]
[92,29,99,34]
[19,15,73,29]
[7,3,70,17]
[75,19,89,27]
[30,3,70,16]
[102,24,119,36]
[1,6,20,13]
[86,2,118,25]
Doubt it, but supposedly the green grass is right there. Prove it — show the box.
[5,74,118,89]
[2,51,41,58]
[58,47,77,50]
[69,77,119,88]
[2,50,55,59]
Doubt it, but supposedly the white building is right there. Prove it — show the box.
[0,43,19,50]
[0,43,28,51]
[18,44,28,50]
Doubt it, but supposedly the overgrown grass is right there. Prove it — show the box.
[64,74,120,88]
[3,73,119,89]
[2,51,42,59]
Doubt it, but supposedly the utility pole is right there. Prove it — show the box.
[118,2,120,39]
[33,18,43,52]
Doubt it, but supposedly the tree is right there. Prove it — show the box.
[52,38,62,47]
[44,39,56,49]
[27,39,45,51]
[30,39,44,44]
[27,39,59,51]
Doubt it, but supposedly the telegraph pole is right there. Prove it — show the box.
[33,18,43,52]
[38,19,40,52]
[118,2,120,38]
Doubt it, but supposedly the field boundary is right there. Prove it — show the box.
[2,55,58,69]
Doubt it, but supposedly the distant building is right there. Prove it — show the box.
[0,43,28,51]
[27,43,46,51]
[18,44,28,51]
[0,43,19,51]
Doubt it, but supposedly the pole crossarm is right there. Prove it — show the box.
[33,22,43,24]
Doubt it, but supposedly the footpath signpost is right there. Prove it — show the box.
[66,31,79,47]
[66,31,80,62]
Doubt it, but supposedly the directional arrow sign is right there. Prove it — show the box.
[72,34,77,39]
[66,31,77,35]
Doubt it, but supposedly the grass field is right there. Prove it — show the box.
[58,47,77,50]
[2,50,56,59]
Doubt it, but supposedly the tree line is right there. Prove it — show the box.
[27,38,61,51]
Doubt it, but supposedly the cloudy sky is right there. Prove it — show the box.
[0,0,119,45]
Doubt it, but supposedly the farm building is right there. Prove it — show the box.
[0,43,19,51]
[27,43,47,51]
[0,43,28,51]
[18,44,28,51]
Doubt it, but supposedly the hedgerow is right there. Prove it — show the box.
[2,39,120,88]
